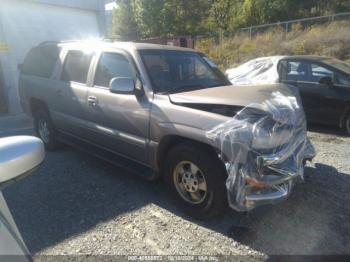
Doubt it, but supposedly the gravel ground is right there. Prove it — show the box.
[2,125,350,259]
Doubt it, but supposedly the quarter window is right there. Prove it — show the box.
[94,53,136,88]
[22,45,60,78]
[61,51,93,84]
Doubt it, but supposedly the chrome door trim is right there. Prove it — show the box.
[58,130,151,169]
[51,110,147,148]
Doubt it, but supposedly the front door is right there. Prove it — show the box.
[84,51,151,166]
[282,60,340,125]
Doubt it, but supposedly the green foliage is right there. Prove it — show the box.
[114,0,211,39]
[112,0,138,40]
[111,0,350,39]
[241,0,289,26]
[196,21,350,70]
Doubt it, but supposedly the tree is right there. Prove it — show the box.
[206,0,247,33]
[133,0,165,38]
[133,0,211,38]
[209,0,234,32]
[240,0,290,26]
[111,0,350,40]
[112,0,138,40]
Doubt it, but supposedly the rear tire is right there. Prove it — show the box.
[34,109,59,150]
[345,114,350,136]
[163,143,228,219]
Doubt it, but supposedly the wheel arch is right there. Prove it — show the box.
[156,135,224,175]
[339,104,350,128]
[30,98,49,116]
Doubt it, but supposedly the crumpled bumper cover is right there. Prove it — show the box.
[207,91,316,212]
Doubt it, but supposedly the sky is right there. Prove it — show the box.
[105,2,118,11]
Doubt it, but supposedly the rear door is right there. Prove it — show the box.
[52,49,93,136]
[83,51,151,165]
[18,44,61,115]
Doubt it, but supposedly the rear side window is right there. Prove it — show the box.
[22,45,60,78]
[61,50,93,84]
[285,61,310,82]
[94,53,136,87]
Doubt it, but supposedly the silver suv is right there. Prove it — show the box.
[19,41,313,218]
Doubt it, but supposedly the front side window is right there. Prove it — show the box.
[94,53,136,88]
[139,50,230,93]
[323,58,350,75]
[311,64,334,82]
[61,50,93,84]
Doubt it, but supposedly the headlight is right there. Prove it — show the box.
[251,118,294,150]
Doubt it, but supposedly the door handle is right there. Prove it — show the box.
[87,96,98,107]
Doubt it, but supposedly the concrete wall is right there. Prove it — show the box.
[0,0,104,114]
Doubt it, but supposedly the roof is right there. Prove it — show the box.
[282,55,331,61]
[130,42,195,52]
[51,40,197,52]
[30,0,104,11]
[245,55,331,62]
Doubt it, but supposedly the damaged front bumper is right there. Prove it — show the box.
[232,138,315,211]
[244,180,292,208]
[207,91,316,212]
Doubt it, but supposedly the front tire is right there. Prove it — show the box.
[163,143,228,219]
[34,109,58,150]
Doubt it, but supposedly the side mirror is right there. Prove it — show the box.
[0,136,45,188]
[109,77,135,94]
[319,76,333,87]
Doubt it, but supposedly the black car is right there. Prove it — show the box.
[277,56,350,134]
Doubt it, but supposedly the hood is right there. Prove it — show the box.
[169,84,296,108]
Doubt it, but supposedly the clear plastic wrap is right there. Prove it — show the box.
[206,91,316,212]
[226,56,284,85]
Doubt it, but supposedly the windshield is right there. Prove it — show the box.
[323,58,350,75]
[139,50,231,93]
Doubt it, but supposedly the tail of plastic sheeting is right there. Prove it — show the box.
[226,56,284,85]
[206,91,316,212]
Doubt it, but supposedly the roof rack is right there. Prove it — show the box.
[39,39,113,46]
[38,40,82,46]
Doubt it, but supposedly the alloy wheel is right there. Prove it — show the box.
[38,119,50,143]
[173,161,208,204]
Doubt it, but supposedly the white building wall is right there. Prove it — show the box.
[0,0,103,114]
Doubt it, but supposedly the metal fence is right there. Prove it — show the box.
[194,11,350,43]
[237,12,350,39]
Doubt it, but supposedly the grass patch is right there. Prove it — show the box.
[196,21,350,70]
